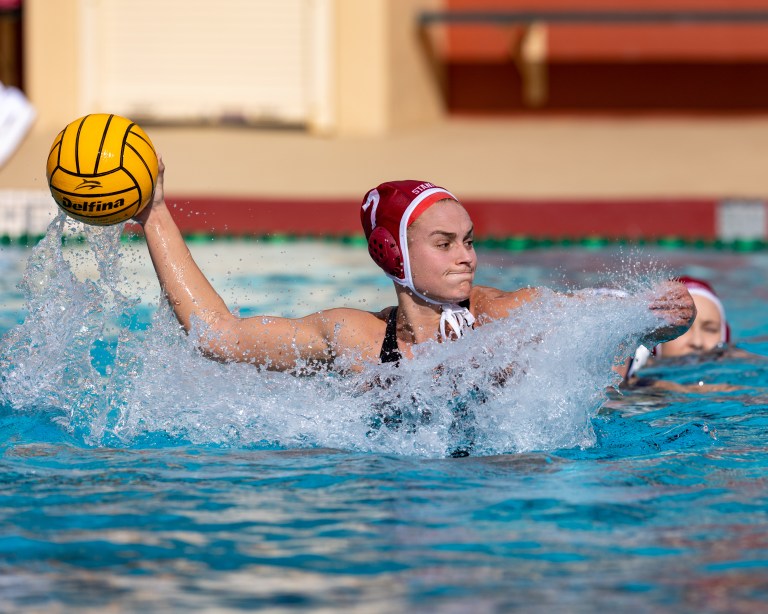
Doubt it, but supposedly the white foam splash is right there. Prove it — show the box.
[0,216,664,457]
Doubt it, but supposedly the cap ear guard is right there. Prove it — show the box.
[368,225,404,279]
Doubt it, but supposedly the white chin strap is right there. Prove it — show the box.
[391,277,476,339]
[439,303,476,340]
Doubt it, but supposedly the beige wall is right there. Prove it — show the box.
[334,0,390,136]
[334,0,444,136]
[24,0,82,132]
[22,0,445,137]
[385,0,444,132]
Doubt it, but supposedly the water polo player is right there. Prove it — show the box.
[624,276,731,380]
[134,159,695,372]
[656,276,730,357]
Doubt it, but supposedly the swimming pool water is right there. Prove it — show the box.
[1,223,767,612]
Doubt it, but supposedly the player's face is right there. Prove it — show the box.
[660,294,723,357]
[407,199,476,303]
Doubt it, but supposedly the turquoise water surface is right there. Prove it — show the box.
[1,218,767,612]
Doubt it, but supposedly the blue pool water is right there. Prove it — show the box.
[1,217,767,612]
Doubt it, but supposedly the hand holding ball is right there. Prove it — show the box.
[46,114,158,225]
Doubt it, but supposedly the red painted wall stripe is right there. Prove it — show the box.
[159,195,719,240]
[463,199,718,239]
[164,196,361,236]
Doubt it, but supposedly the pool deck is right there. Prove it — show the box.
[3,116,768,240]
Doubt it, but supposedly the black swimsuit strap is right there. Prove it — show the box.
[379,307,402,363]
[379,299,472,364]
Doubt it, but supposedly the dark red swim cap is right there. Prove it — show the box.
[360,180,457,282]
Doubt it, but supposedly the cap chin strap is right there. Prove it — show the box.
[438,303,476,340]
[392,278,476,339]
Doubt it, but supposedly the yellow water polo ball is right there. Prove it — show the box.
[46,113,158,225]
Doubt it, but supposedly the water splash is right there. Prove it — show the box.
[0,216,145,442]
[1,217,665,457]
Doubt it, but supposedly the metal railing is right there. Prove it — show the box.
[419,10,768,26]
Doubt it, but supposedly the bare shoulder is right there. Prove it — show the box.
[302,306,389,360]
[470,285,542,324]
[297,306,387,336]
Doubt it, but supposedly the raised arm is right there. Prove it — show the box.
[470,281,695,345]
[468,285,542,324]
[133,159,335,370]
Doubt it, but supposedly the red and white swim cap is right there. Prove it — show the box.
[677,276,730,344]
[360,180,458,288]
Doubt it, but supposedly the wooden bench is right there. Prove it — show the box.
[418,10,768,108]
